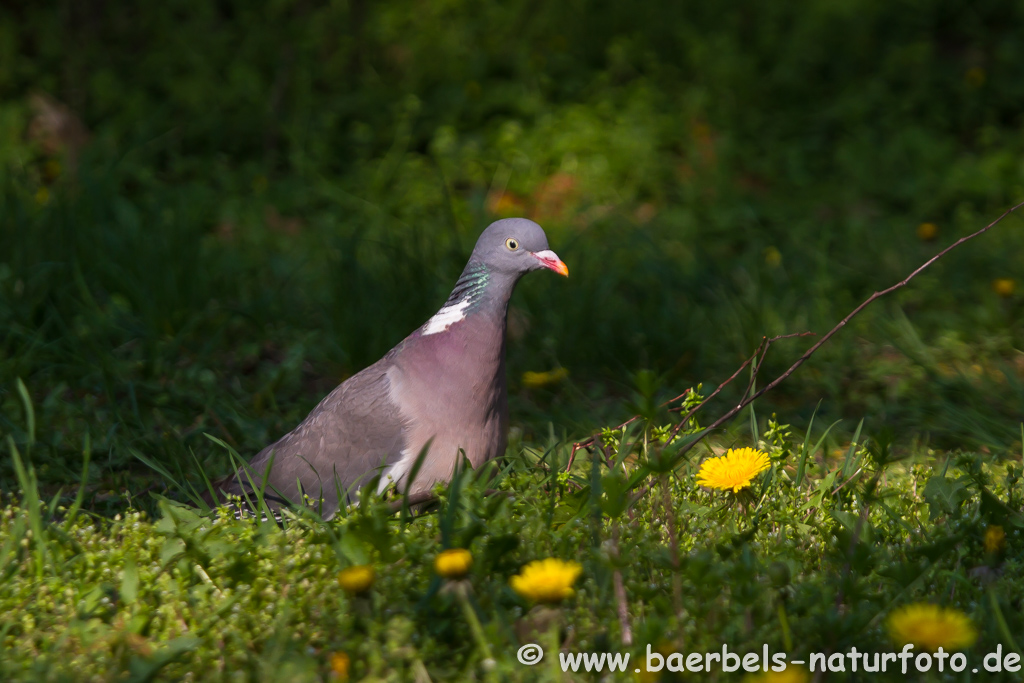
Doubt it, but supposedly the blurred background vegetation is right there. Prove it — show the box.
[1,0,1023,502]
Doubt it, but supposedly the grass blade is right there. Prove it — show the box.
[15,378,35,449]
[797,414,842,488]
[401,438,435,523]
[748,375,759,445]
[841,418,865,478]
[188,448,219,512]
[62,433,91,530]
[131,448,184,490]
[795,403,820,487]
[8,436,46,578]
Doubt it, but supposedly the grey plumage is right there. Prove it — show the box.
[214,218,567,518]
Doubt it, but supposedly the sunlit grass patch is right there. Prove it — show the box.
[1,402,1021,680]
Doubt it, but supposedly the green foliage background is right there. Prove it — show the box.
[1,1,1024,680]
[2,0,1024,490]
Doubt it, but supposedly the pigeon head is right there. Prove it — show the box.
[470,218,569,278]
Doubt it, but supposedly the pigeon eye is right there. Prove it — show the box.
[505,237,519,251]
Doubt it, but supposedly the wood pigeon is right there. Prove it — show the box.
[214,218,567,518]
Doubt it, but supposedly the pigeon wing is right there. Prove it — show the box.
[221,357,408,517]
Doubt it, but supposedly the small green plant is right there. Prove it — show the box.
[2,381,1022,680]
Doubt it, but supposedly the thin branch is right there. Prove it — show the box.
[685,199,1024,451]
[565,389,692,471]
[565,199,1024,485]
[610,524,633,646]
[569,330,815,474]
[667,332,814,441]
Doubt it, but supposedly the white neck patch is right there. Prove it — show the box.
[422,298,472,336]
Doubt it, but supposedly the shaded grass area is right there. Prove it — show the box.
[5,0,1024,498]
[2,161,1024,507]
[2,159,1023,500]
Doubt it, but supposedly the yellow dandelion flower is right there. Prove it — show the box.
[993,278,1015,297]
[435,548,473,579]
[696,447,770,492]
[745,665,810,683]
[522,367,569,389]
[510,558,582,604]
[329,652,350,680]
[984,525,1005,554]
[887,603,977,652]
[763,246,782,267]
[337,565,375,595]
[916,222,938,241]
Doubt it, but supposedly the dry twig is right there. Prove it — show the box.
[569,200,1024,481]
[687,200,1024,453]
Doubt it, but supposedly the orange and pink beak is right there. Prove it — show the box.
[531,250,569,277]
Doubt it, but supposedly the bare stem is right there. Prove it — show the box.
[611,524,633,646]
[661,474,684,616]
[578,200,1024,489]
[692,200,1024,446]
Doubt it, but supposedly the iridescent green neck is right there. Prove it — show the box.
[444,262,491,309]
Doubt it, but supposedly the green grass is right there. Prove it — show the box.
[4,0,1024,497]
[3,0,1024,679]
[1,406,1022,681]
